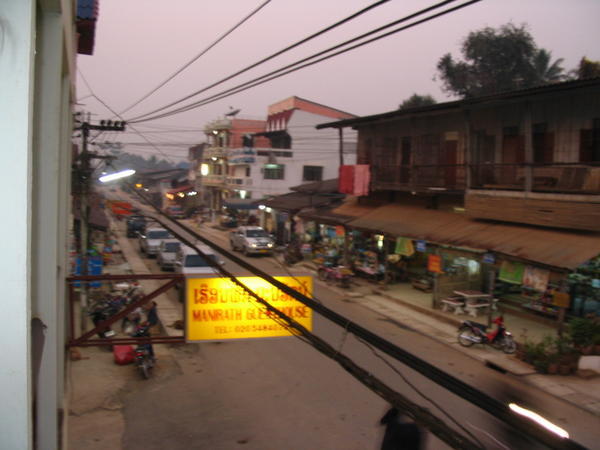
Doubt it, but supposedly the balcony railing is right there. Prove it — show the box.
[369,162,600,195]
[371,164,467,191]
[470,163,600,194]
[202,174,226,186]
[204,147,226,159]
[226,177,253,187]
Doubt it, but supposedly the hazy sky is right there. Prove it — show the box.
[77,0,600,162]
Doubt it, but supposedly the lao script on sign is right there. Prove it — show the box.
[185,276,313,341]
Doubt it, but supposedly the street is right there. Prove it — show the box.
[69,196,597,450]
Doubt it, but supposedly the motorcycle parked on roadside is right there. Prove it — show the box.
[317,261,354,288]
[88,301,117,340]
[457,316,516,354]
[132,324,154,379]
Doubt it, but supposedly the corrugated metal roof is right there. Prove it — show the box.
[263,192,342,212]
[347,204,600,270]
[316,77,600,130]
[290,178,339,194]
[298,196,376,224]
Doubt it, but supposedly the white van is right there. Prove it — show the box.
[174,244,224,276]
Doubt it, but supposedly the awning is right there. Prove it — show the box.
[298,196,376,225]
[167,184,194,194]
[347,203,600,270]
[262,192,344,212]
[223,198,261,210]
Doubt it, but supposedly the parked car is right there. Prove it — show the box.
[174,245,225,301]
[164,205,185,219]
[174,245,224,276]
[126,215,147,238]
[139,227,172,256]
[156,239,182,271]
[229,226,275,256]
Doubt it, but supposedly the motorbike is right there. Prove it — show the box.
[317,261,354,288]
[457,316,516,354]
[132,324,154,379]
[88,301,117,339]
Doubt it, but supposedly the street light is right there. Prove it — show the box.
[99,169,136,183]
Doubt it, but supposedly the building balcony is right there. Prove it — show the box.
[226,177,253,187]
[202,174,226,186]
[204,147,227,159]
[470,163,600,194]
[371,164,467,193]
[466,163,600,232]
[204,119,231,133]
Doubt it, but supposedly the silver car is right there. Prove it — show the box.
[229,226,275,256]
[139,227,172,257]
[156,239,181,270]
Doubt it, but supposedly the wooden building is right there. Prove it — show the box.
[319,77,600,232]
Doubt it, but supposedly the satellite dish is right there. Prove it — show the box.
[225,107,241,117]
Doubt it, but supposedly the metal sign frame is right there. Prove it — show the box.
[67,273,185,347]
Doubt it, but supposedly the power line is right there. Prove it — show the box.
[120,186,483,449]
[125,0,392,122]
[129,0,476,123]
[78,69,178,164]
[118,0,273,116]
[121,187,585,450]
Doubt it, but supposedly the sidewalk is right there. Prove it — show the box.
[109,219,183,338]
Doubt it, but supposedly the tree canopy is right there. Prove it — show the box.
[575,57,600,80]
[436,23,565,98]
[399,93,436,110]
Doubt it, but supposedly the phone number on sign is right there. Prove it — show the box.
[214,324,286,334]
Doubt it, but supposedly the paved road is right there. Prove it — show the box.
[98,190,597,449]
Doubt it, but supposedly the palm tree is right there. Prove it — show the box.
[533,49,565,84]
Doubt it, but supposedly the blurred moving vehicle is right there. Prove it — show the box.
[126,215,147,237]
[156,239,182,271]
[229,226,275,256]
[164,205,185,219]
[139,227,172,256]
[219,214,238,228]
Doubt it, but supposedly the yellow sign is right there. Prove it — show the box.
[185,276,313,341]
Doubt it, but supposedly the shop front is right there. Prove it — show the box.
[344,202,600,324]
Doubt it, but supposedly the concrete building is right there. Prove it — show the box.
[200,98,358,208]
[1,1,99,448]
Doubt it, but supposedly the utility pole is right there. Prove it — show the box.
[74,117,126,332]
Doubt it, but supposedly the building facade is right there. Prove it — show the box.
[1,1,99,448]
[313,78,600,323]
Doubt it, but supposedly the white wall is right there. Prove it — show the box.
[1,1,75,448]
[0,1,36,448]
[248,110,357,199]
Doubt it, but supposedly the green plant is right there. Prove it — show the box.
[567,316,600,348]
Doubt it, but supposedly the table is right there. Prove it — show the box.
[453,290,492,318]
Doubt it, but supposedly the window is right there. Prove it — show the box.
[580,118,600,162]
[532,123,554,163]
[245,167,251,177]
[303,165,323,181]
[264,164,285,180]
[268,131,292,149]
